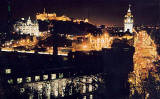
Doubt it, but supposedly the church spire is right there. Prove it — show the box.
[27,16,32,24]
[43,8,46,14]
[28,16,31,20]
[128,4,131,13]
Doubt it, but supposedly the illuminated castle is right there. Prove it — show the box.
[36,8,88,23]
[36,8,71,21]
[124,5,133,33]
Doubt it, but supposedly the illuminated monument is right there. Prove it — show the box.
[14,17,40,36]
[124,5,133,33]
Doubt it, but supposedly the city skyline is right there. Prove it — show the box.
[1,0,160,99]
[0,0,160,26]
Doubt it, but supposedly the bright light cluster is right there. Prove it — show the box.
[36,9,88,23]
[72,32,113,51]
[129,30,160,96]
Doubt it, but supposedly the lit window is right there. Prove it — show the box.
[43,75,48,80]
[82,78,86,83]
[72,55,75,59]
[17,78,23,84]
[51,74,56,80]
[20,88,25,93]
[90,95,93,99]
[35,76,40,81]
[26,77,31,82]
[83,96,87,99]
[89,84,93,92]
[82,84,86,93]
[59,73,63,79]
[8,79,13,84]
[63,57,68,61]
[88,78,92,83]
[5,69,11,74]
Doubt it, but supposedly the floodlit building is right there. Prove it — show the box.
[124,5,133,33]
[36,8,89,23]
[14,17,40,36]
[73,18,89,24]
[36,8,71,21]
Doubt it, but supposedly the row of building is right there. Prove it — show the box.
[13,5,133,37]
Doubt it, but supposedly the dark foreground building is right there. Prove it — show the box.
[0,43,134,99]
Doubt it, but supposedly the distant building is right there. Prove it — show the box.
[36,8,71,21]
[73,18,89,24]
[36,8,89,23]
[14,17,40,36]
[124,5,133,33]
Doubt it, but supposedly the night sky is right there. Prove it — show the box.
[0,0,160,26]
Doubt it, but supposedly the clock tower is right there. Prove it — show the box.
[124,5,133,33]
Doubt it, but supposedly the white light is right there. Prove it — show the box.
[82,84,86,93]
[43,75,48,80]
[51,74,56,80]
[5,69,11,74]
[17,78,23,84]
[8,79,13,84]
[35,76,40,81]
[26,77,31,82]
[89,84,93,92]
[90,94,93,99]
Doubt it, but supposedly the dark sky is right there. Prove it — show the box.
[0,0,160,26]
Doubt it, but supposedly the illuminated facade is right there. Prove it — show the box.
[124,5,133,33]
[14,17,40,36]
[73,18,89,24]
[72,33,113,51]
[36,9,89,23]
[36,9,71,21]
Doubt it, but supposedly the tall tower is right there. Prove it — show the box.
[124,4,133,33]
